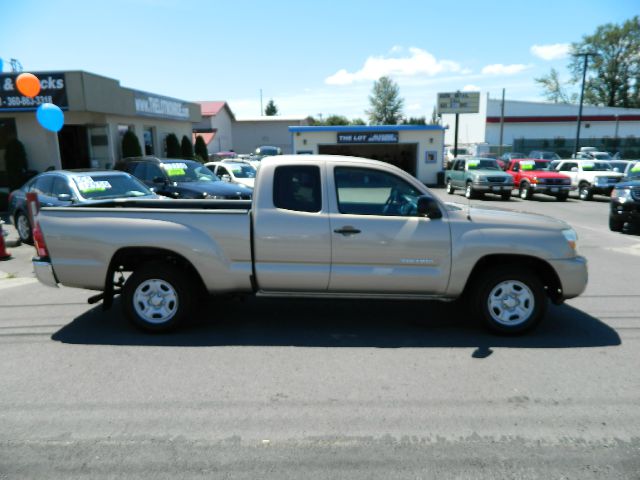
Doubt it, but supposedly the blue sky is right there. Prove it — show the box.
[1,0,637,119]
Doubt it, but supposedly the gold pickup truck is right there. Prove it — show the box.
[32,155,587,335]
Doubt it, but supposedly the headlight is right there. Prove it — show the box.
[594,176,607,186]
[562,178,571,185]
[475,176,487,182]
[611,187,632,203]
[562,228,578,252]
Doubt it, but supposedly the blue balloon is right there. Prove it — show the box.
[36,103,64,132]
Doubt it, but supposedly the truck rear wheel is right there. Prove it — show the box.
[446,179,455,194]
[519,182,533,200]
[472,266,546,335]
[122,261,194,332]
[578,183,593,201]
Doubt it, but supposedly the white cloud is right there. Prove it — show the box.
[406,103,423,111]
[462,84,480,91]
[530,43,570,61]
[481,63,531,75]
[325,47,466,85]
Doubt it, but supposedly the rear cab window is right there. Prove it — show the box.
[273,165,321,213]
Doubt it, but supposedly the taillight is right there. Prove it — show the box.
[26,192,49,258]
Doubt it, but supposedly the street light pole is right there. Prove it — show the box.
[573,52,598,156]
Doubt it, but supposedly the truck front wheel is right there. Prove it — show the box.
[122,261,194,332]
[472,267,546,335]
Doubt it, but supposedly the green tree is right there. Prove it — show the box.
[265,99,278,116]
[5,138,28,191]
[536,17,640,107]
[181,135,194,159]
[429,106,441,125]
[165,133,181,157]
[535,68,577,103]
[402,116,427,125]
[366,76,404,125]
[350,118,367,125]
[121,130,142,158]
[324,114,350,125]
[194,135,209,162]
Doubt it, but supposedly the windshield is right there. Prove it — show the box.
[161,161,217,183]
[581,162,612,171]
[627,163,640,178]
[592,152,612,160]
[228,165,256,179]
[467,159,500,170]
[541,152,561,160]
[519,160,551,171]
[74,174,153,200]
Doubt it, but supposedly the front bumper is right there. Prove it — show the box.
[530,184,574,194]
[548,256,588,300]
[33,257,59,288]
[472,182,514,192]
[610,200,640,223]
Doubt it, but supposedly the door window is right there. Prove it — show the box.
[334,167,421,217]
[51,177,72,197]
[33,175,54,196]
[273,165,321,213]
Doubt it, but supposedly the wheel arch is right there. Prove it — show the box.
[103,247,207,309]
[463,254,563,304]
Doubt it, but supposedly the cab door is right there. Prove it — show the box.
[252,163,331,291]
[327,164,451,295]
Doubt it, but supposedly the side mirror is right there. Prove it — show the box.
[417,196,442,219]
[153,176,166,184]
[570,167,578,172]
[221,174,231,182]
[57,193,72,202]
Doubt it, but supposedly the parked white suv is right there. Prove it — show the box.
[549,160,624,200]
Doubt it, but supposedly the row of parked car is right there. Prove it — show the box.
[7,156,259,244]
[444,155,640,233]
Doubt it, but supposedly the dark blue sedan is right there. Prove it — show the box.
[8,170,157,243]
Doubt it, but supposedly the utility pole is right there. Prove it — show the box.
[573,52,598,156]
[498,88,505,156]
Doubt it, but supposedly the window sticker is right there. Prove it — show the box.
[467,161,479,168]
[75,176,112,193]
[520,160,535,171]
[582,162,594,170]
[162,162,188,176]
[631,164,640,173]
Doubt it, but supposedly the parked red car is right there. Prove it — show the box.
[505,159,574,201]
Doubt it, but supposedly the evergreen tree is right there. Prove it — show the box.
[121,130,142,158]
[366,76,404,125]
[265,99,278,116]
[181,135,194,159]
[194,135,209,162]
[165,133,181,157]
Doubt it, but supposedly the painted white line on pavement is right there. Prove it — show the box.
[0,277,39,290]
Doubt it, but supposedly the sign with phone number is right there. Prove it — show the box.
[0,72,68,111]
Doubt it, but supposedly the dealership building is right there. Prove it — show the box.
[0,70,201,187]
[289,125,446,185]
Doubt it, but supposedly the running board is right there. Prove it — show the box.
[255,291,454,301]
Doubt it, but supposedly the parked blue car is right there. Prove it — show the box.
[8,169,157,243]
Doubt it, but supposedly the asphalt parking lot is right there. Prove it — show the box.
[1,190,639,479]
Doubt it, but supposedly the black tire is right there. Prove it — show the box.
[578,183,593,201]
[556,193,569,202]
[14,211,33,244]
[609,216,624,232]
[446,179,455,194]
[472,266,547,335]
[465,182,476,199]
[501,192,511,201]
[519,182,532,200]
[122,261,194,332]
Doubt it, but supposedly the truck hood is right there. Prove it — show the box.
[469,169,509,176]
[446,203,569,232]
[519,171,569,179]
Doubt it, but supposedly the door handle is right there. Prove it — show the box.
[334,226,361,235]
